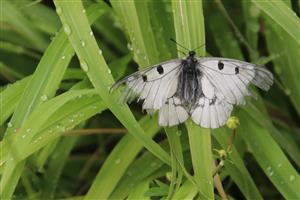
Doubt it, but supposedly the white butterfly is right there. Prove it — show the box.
[111,51,273,129]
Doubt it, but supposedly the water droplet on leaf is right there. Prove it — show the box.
[41,95,48,101]
[80,40,86,47]
[289,175,295,181]
[7,122,13,128]
[115,159,121,164]
[64,25,72,35]
[80,61,89,72]
[56,6,62,15]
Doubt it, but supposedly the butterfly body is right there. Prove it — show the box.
[177,51,202,110]
[111,52,273,129]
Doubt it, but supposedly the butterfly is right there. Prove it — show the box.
[110,50,273,129]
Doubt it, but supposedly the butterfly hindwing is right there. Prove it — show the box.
[197,57,273,105]
[111,59,182,110]
[159,97,189,126]
[191,97,233,129]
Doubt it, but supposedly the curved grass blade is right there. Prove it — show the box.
[0,4,106,198]
[251,0,300,46]
[85,115,160,199]
[239,111,300,199]
[54,0,170,169]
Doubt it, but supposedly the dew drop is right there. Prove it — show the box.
[269,171,274,176]
[26,128,31,133]
[127,43,133,51]
[98,50,102,55]
[0,160,6,166]
[22,134,26,139]
[107,69,111,74]
[266,166,272,171]
[80,40,86,47]
[82,9,86,13]
[56,6,62,15]
[7,122,13,128]
[61,55,66,60]
[289,175,295,181]
[115,158,121,164]
[56,124,62,129]
[69,118,74,123]
[80,61,89,72]
[64,25,72,35]
[277,163,282,168]
[91,105,97,109]
[40,95,48,101]
[89,31,93,36]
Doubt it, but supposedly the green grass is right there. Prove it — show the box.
[1,0,299,199]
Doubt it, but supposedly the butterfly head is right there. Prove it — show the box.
[188,51,196,57]
[187,51,197,63]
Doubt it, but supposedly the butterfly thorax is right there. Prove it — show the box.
[176,51,202,111]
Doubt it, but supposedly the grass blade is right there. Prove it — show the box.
[85,115,160,199]
[171,0,213,198]
[251,0,300,45]
[54,0,170,166]
[239,111,300,199]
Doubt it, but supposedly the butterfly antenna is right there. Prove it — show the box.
[170,38,189,54]
[192,43,206,52]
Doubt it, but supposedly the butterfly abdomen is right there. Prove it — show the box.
[177,57,202,109]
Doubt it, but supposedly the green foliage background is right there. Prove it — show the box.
[0,0,299,199]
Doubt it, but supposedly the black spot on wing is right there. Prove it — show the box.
[235,67,239,74]
[142,75,147,82]
[157,65,164,74]
[218,61,224,70]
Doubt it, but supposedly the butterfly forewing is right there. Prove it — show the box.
[197,57,273,105]
[111,59,182,110]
